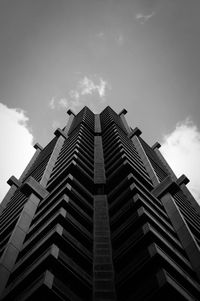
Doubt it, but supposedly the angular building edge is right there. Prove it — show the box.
[0,106,200,301]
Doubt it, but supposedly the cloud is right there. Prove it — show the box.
[96,32,105,39]
[79,77,96,96]
[115,34,124,46]
[69,90,80,101]
[58,98,69,108]
[96,31,124,46]
[136,12,155,24]
[0,103,35,201]
[68,92,82,111]
[49,97,56,110]
[160,118,200,203]
[49,97,69,110]
[49,75,110,113]
[71,75,110,109]
[98,79,107,98]
[78,76,108,100]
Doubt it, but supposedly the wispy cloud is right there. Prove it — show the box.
[160,118,200,203]
[79,77,96,96]
[67,92,82,112]
[96,31,124,46]
[58,98,69,108]
[0,103,34,201]
[115,34,124,46]
[78,76,108,100]
[68,76,109,110]
[48,75,111,113]
[98,79,107,98]
[49,97,56,110]
[96,32,105,39]
[69,90,80,101]
[49,97,69,110]
[136,12,155,24]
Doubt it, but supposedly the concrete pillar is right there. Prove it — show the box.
[0,178,48,295]
[0,146,44,296]
[65,109,76,134]
[93,114,116,300]
[118,110,159,188]
[40,110,75,187]
[0,144,42,216]
[129,130,160,187]
[153,144,200,214]
[161,193,200,280]
[93,196,116,301]
[118,109,131,134]
[0,111,75,297]
[152,181,200,281]
[153,142,177,182]
[94,114,101,134]
[94,136,106,186]
[40,133,66,187]
[20,143,43,182]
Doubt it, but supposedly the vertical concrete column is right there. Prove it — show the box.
[118,109,159,187]
[94,136,106,186]
[94,115,106,187]
[65,109,76,134]
[180,185,200,215]
[93,196,116,301]
[0,144,42,216]
[153,143,200,214]
[40,135,66,187]
[0,179,48,296]
[20,143,43,182]
[152,142,177,182]
[40,111,75,187]
[118,109,131,134]
[0,145,43,293]
[130,130,160,187]
[93,114,116,300]
[0,112,75,297]
[94,114,101,134]
[159,192,200,280]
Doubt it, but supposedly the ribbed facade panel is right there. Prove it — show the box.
[0,106,200,300]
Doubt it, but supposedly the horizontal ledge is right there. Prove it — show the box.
[128,127,142,138]
[118,108,127,116]
[34,143,43,150]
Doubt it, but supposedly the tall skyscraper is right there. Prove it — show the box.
[0,106,200,300]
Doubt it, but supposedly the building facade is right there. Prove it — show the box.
[0,106,200,300]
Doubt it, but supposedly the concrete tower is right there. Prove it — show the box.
[0,106,200,300]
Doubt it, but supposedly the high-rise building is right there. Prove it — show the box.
[0,106,200,300]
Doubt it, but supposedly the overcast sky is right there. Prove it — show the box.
[0,0,200,202]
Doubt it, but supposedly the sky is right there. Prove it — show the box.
[0,0,200,203]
